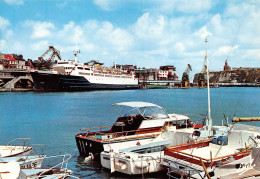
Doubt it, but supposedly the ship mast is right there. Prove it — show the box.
[74,44,80,63]
[205,39,212,136]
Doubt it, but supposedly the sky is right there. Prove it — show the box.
[0,0,259,79]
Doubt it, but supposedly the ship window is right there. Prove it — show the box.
[79,72,91,75]
[58,62,69,64]
[84,68,90,70]
[77,67,83,70]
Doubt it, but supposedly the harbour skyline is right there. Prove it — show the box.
[0,0,259,78]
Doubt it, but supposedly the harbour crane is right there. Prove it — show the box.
[33,46,62,70]
[38,46,62,62]
[181,64,192,87]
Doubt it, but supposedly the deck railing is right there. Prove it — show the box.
[78,126,161,142]
[6,138,32,155]
[164,139,251,168]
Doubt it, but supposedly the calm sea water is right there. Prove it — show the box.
[0,87,259,178]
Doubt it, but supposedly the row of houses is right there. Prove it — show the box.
[134,65,178,81]
[0,54,33,70]
[0,53,179,81]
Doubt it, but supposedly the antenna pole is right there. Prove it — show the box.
[74,44,80,63]
[206,39,212,136]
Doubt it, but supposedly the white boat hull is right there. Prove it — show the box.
[0,146,32,158]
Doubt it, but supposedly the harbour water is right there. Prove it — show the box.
[0,87,259,178]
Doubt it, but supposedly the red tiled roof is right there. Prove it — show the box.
[4,55,16,61]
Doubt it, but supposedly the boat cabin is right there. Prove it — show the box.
[77,102,194,141]
[110,102,170,133]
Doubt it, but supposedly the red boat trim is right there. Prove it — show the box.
[3,147,32,158]
[164,139,251,167]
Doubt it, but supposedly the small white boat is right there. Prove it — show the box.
[0,154,76,179]
[218,147,260,179]
[163,127,260,178]
[0,154,45,169]
[0,138,33,158]
[0,161,21,179]
[100,115,208,175]
[21,154,74,179]
[101,139,169,175]
[0,140,46,169]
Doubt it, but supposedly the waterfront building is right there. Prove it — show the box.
[158,65,178,80]
[0,53,32,70]
[223,59,231,71]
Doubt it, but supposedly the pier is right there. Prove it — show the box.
[0,70,33,92]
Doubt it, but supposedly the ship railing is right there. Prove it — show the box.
[165,160,204,179]
[78,125,112,134]
[78,126,161,142]
[6,138,32,155]
[17,144,48,162]
[100,128,161,142]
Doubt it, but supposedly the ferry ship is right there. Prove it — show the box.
[30,51,138,91]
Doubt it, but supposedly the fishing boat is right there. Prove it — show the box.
[0,144,46,169]
[219,147,260,179]
[0,138,33,158]
[100,127,195,175]
[163,127,260,178]
[101,139,169,175]
[0,154,75,179]
[30,49,138,91]
[21,154,74,179]
[75,101,199,160]
[0,153,45,169]
[99,115,229,175]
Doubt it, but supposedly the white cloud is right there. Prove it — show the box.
[13,41,24,53]
[93,0,120,11]
[0,39,7,51]
[4,0,23,5]
[26,21,55,39]
[176,0,212,13]
[132,13,166,40]
[31,40,49,51]
[33,22,55,39]
[194,26,212,40]
[148,0,212,13]
[209,14,222,34]
[215,45,239,57]
[56,0,67,8]
[0,17,10,30]
[174,42,185,52]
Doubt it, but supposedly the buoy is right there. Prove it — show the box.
[136,141,141,146]
[84,152,94,162]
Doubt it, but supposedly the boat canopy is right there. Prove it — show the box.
[112,101,169,119]
[113,101,162,108]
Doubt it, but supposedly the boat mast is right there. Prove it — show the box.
[205,39,212,136]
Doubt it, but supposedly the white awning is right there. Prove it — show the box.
[113,101,162,108]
